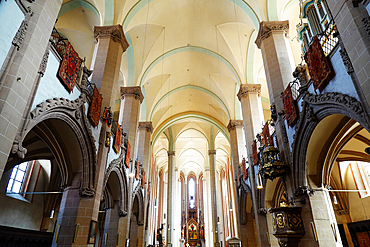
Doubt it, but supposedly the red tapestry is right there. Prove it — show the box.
[356,232,370,247]
[125,141,131,168]
[113,123,122,154]
[282,84,298,127]
[252,140,258,164]
[57,42,82,92]
[304,36,332,92]
[263,122,272,146]
[142,170,145,188]
[88,86,102,127]
[136,160,140,180]
[241,158,247,180]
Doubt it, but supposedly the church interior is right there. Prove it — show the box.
[1,0,370,246]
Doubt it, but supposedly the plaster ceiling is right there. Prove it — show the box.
[59,0,302,175]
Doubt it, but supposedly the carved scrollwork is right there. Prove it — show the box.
[257,208,268,215]
[302,91,365,119]
[339,48,354,74]
[255,21,289,49]
[362,17,370,38]
[12,7,33,50]
[94,25,129,52]
[79,187,95,197]
[120,86,144,103]
[11,141,27,159]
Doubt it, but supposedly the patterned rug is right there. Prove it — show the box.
[282,84,298,127]
[58,42,82,92]
[304,36,332,92]
[88,85,102,127]
[114,123,122,154]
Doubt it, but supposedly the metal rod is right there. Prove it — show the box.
[1,191,63,195]
[313,189,368,192]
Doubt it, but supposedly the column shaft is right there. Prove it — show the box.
[209,150,219,246]
[237,84,269,247]
[166,151,176,245]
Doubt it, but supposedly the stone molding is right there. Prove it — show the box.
[138,121,153,133]
[291,91,369,188]
[339,48,354,74]
[38,38,52,76]
[12,6,34,50]
[94,24,129,52]
[237,84,261,101]
[120,86,144,103]
[132,184,145,225]
[104,148,129,216]
[227,120,244,132]
[255,20,289,49]
[208,150,217,155]
[168,151,176,156]
[15,67,97,196]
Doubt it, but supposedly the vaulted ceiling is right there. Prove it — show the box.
[58,0,302,174]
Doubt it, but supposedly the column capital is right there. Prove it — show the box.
[237,84,261,101]
[208,150,216,155]
[94,24,129,52]
[227,120,244,132]
[138,122,153,133]
[120,86,144,103]
[255,20,289,49]
[167,151,176,156]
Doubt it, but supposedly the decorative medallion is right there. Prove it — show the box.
[276,213,285,228]
[287,214,302,228]
[103,107,113,127]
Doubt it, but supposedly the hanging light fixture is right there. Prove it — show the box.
[333,195,338,205]
[257,173,263,189]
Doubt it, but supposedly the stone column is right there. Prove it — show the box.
[325,0,370,112]
[0,0,62,181]
[208,150,220,246]
[254,20,293,164]
[227,120,247,244]
[118,86,144,242]
[104,201,120,247]
[237,84,269,247]
[137,121,153,247]
[54,24,128,246]
[308,187,341,246]
[166,151,176,246]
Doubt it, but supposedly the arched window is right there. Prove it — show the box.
[188,177,196,209]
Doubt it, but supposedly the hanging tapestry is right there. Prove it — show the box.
[113,123,122,154]
[252,140,258,164]
[304,36,332,92]
[263,122,272,146]
[88,85,102,127]
[136,160,140,180]
[241,158,247,180]
[57,42,82,92]
[282,84,298,127]
[125,141,131,168]
[142,170,145,188]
